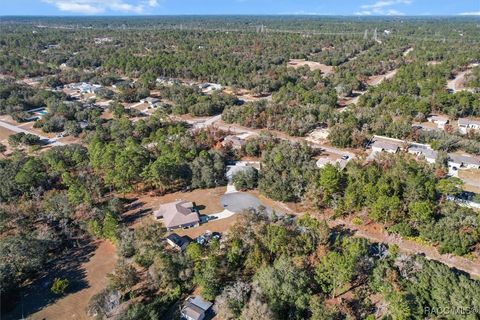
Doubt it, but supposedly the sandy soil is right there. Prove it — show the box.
[403,47,413,57]
[58,135,83,145]
[366,69,398,86]
[6,241,117,320]
[459,169,480,186]
[100,110,114,120]
[0,126,15,140]
[288,59,335,75]
[447,63,479,92]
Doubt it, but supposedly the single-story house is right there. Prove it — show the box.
[166,233,191,250]
[448,154,480,170]
[222,135,246,150]
[153,200,199,230]
[316,157,348,170]
[199,83,222,92]
[80,83,101,94]
[408,145,438,164]
[458,118,480,134]
[140,97,160,106]
[371,140,400,154]
[427,115,449,129]
[181,296,213,320]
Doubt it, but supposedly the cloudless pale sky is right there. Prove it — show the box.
[1,0,479,16]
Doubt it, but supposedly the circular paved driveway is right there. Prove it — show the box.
[220,192,271,213]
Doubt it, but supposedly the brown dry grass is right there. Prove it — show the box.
[0,126,15,140]
[459,169,480,182]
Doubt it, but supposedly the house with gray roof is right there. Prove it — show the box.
[371,140,400,154]
[448,154,480,170]
[153,200,199,230]
[181,296,213,320]
[458,118,480,134]
[408,145,438,164]
[140,97,160,106]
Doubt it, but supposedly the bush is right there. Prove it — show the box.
[51,277,69,295]
[232,167,258,191]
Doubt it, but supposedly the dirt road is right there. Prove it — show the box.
[329,217,480,278]
[447,63,479,93]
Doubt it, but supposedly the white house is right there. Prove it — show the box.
[458,118,480,134]
[371,140,400,154]
[427,115,449,129]
[448,154,480,170]
[140,97,160,106]
[199,83,223,92]
[408,145,438,164]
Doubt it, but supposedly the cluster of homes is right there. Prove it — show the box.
[155,76,223,94]
[424,115,480,135]
[370,136,480,170]
[67,82,103,94]
[152,200,220,320]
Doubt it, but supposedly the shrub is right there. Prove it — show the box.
[51,278,69,295]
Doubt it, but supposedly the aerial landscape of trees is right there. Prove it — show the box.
[1,15,480,320]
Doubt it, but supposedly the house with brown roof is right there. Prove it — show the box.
[153,200,199,230]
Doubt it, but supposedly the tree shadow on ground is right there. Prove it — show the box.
[123,207,151,226]
[3,240,97,320]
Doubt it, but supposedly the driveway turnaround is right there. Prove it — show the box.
[220,192,272,214]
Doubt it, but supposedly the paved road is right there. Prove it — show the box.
[0,120,65,146]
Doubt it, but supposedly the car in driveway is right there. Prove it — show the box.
[341,155,349,160]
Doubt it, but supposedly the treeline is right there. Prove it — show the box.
[98,210,480,319]
[307,154,480,256]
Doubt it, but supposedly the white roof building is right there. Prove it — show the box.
[427,115,449,129]
[408,145,438,164]
[458,118,480,134]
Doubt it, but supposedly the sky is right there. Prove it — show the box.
[1,0,479,16]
